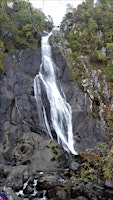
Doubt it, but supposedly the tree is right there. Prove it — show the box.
[66,3,73,13]
[88,18,98,33]
[85,0,94,7]
[0,0,53,51]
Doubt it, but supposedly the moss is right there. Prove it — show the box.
[5,41,14,53]
[69,66,76,80]
[0,53,4,70]
[13,62,17,67]
[98,91,105,102]
[92,103,99,118]
[0,40,4,70]
[51,146,58,155]
[103,62,113,87]
[57,155,63,162]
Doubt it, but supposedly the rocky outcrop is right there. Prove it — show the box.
[0,156,113,200]
[0,47,70,199]
[0,35,104,165]
[0,47,69,165]
[0,32,109,199]
[0,34,105,160]
[0,50,67,166]
[49,32,104,153]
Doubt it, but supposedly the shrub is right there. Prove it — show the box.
[90,50,107,63]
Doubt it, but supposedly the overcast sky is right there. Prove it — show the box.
[30,0,83,25]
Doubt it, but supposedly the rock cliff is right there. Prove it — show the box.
[0,33,109,199]
[0,47,69,170]
[49,32,104,152]
[0,38,104,163]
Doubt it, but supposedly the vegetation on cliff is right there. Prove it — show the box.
[61,0,113,84]
[59,0,113,183]
[0,0,53,69]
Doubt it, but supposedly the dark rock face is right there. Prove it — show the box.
[0,49,39,164]
[0,48,68,168]
[0,47,70,199]
[0,38,104,166]
[50,41,103,153]
[1,49,41,131]
[0,37,107,200]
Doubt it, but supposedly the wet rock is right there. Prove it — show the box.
[71,183,84,198]
[0,165,11,184]
[38,174,59,189]
[73,197,88,200]
[70,161,80,171]
[23,184,33,195]
[4,165,27,191]
[48,186,67,200]
[105,180,113,188]
[3,187,21,200]
[103,188,113,199]
[83,182,94,199]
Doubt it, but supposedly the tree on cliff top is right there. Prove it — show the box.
[0,0,53,52]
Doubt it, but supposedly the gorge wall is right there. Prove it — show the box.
[0,47,71,171]
[49,34,104,152]
[0,37,104,168]
[0,35,109,200]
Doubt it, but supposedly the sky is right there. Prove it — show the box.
[29,0,84,25]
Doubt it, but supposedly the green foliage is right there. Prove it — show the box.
[103,61,113,82]
[90,50,107,63]
[87,18,98,33]
[67,30,82,53]
[60,1,113,184]
[92,103,99,118]
[57,155,63,162]
[80,107,113,183]
[61,0,113,58]
[80,143,113,182]
[106,43,113,57]
[52,146,58,155]
[0,0,53,52]
[80,163,96,183]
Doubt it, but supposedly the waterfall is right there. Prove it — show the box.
[34,32,77,155]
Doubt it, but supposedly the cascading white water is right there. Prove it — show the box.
[34,33,78,155]
[16,178,47,199]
